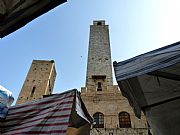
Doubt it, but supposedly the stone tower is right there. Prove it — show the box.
[16,60,56,104]
[81,21,149,135]
[86,20,113,90]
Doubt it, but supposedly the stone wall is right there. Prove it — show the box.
[81,20,149,135]
[16,60,56,104]
[81,85,148,129]
[91,128,148,135]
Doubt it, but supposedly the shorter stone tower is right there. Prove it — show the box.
[16,60,56,104]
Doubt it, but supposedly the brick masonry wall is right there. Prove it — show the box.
[16,60,56,104]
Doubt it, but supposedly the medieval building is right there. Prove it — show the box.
[81,20,149,135]
[16,60,56,104]
[15,20,150,135]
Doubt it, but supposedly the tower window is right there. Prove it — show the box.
[119,112,131,128]
[49,89,52,94]
[97,82,102,91]
[97,22,102,25]
[93,112,104,128]
[30,87,36,97]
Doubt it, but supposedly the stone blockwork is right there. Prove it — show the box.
[91,128,148,135]
[16,60,56,104]
[81,86,148,133]
[86,20,113,88]
[81,20,149,135]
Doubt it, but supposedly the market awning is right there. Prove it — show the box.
[0,0,67,38]
[113,41,180,135]
[0,89,93,135]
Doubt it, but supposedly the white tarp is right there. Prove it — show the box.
[113,41,180,135]
[0,85,14,118]
[114,41,180,81]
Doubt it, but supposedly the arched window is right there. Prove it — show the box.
[119,112,131,128]
[93,112,104,128]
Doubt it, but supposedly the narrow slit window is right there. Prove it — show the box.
[30,87,36,97]
[97,82,102,91]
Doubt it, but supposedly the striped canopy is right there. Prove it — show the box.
[113,41,180,135]
[0,89,92,135]
[114,41,180,82]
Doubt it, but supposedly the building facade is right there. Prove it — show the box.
[81,20,149,135]
[16,60,56,104]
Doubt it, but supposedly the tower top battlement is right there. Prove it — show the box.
[93,20,106,26]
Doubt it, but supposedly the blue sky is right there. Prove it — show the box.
[1,0,180,103]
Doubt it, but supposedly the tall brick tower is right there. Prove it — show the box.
[86,20,113,91]
[81,21,148,135]
[16,60,56,104]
